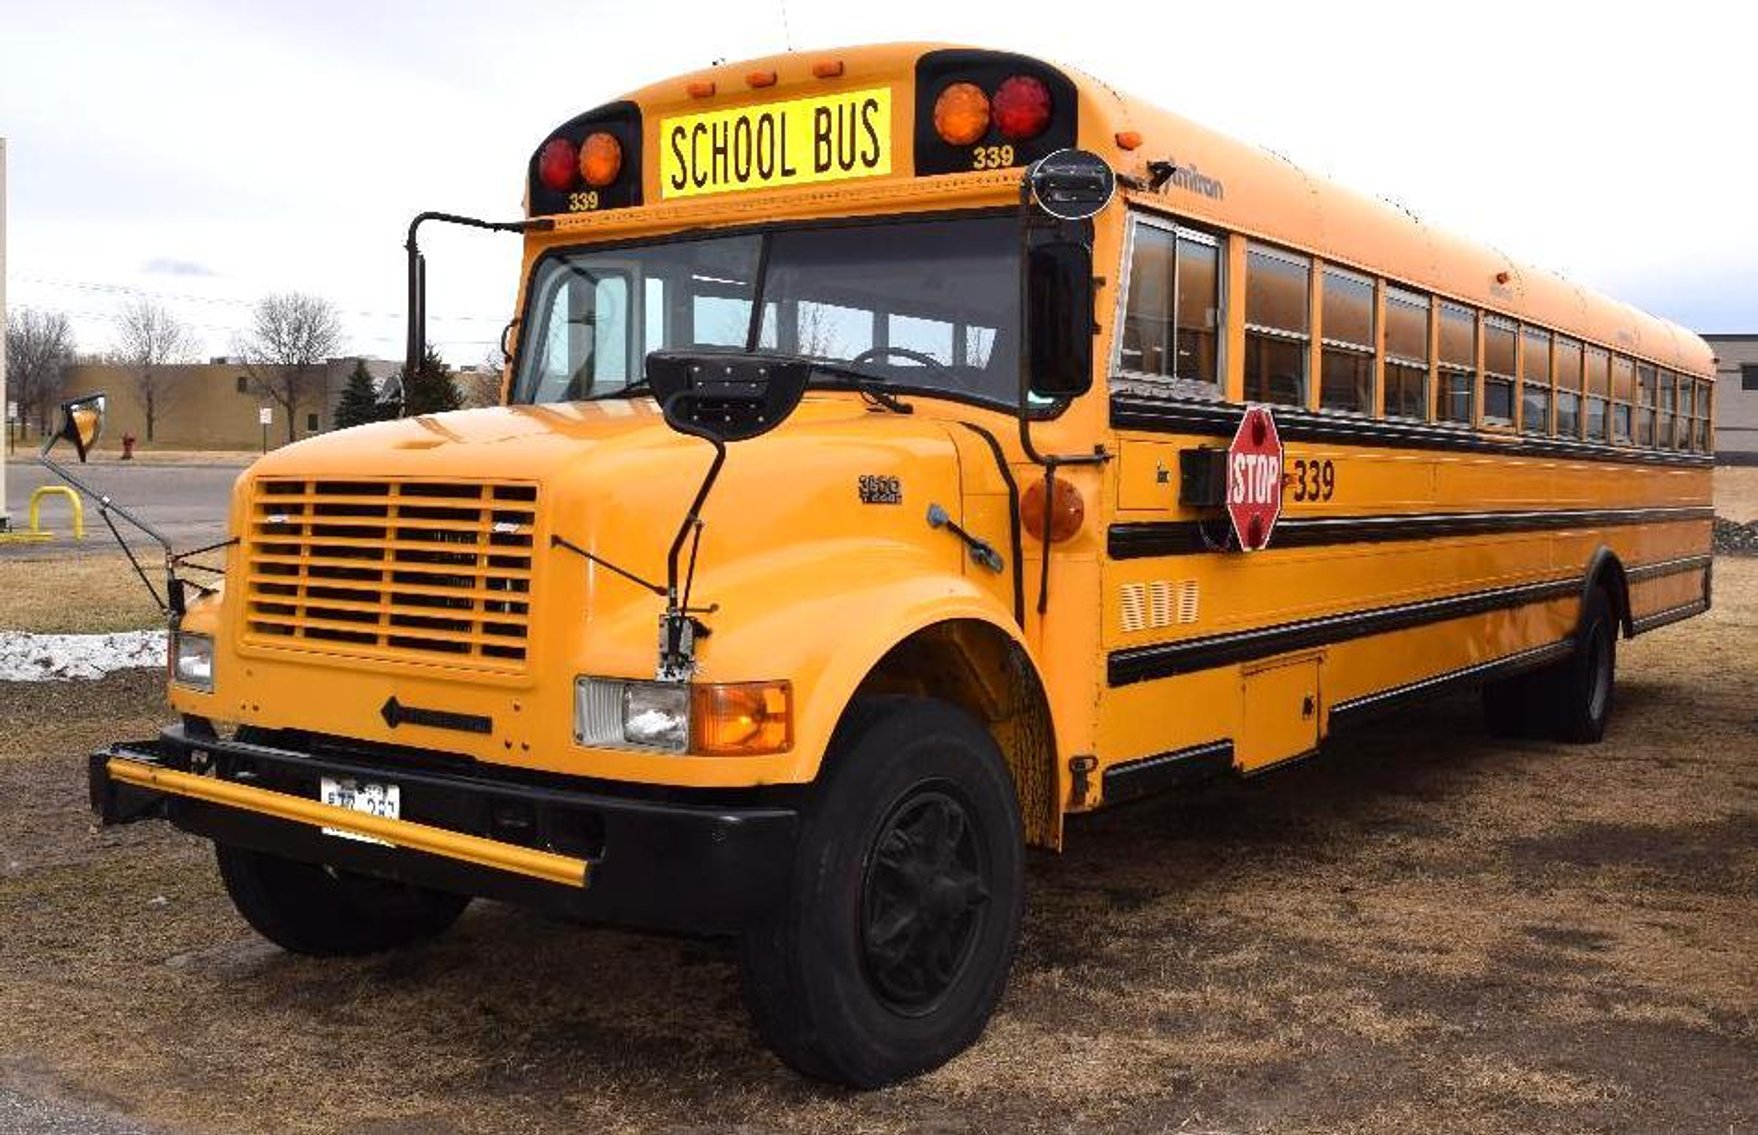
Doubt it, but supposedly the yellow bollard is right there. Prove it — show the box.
[27,485,85,540]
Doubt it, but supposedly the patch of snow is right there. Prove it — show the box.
[0,630,167,682]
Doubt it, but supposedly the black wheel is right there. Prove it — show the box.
[739,696,1025,1088]
[1536,586,1617,743]
[215,843,470,957]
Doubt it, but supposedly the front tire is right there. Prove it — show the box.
[216,844,471,957]
[739,697,1025,1088]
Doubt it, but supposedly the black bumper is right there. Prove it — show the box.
[90,725,799,935]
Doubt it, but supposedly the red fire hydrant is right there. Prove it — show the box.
[121,433,137,460]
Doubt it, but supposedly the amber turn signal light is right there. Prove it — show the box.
[932,82,991,146]
[692,681,793,756]
[1021,476,1085,543]
[579,132,622,187]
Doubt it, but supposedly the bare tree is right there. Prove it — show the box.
[4,307,75,435]
[238,292,344,442]
[459,345,508,409]
[114,299,196,442]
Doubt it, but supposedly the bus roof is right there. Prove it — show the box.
[571,43,1713,378]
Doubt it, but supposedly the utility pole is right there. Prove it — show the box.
[1,136,11,533]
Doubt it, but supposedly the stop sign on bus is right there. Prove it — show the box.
[1227,405,1285,551]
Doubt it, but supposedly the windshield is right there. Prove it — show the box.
[512,214,1021,407]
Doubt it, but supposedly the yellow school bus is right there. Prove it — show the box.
[76,42,1714,1087]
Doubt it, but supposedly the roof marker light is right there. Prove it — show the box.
[1115,130,1143,151]
[687,80,716,98]
[746,70,777,88]
[811,59,845,79]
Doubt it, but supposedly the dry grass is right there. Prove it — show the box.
[1715,465,1758,522]
[0,564,1752,1133]
[0,553,166,634]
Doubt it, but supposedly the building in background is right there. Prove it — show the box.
[1704,334,1758,464]
[55,356,401,451]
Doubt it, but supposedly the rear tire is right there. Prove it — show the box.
[216,844,470,957]
[1535,586,1617,743]
[1479,586,1617,744]
[739,696,1025,1088]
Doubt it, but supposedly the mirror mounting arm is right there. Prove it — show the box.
[404,212,555,408]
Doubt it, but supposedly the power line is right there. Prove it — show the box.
[13,274,507,324]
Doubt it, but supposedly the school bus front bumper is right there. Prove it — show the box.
[89,725,799,933]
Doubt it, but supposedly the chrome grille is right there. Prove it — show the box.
[244,478,538,669]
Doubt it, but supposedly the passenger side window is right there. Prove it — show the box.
[1243,244,1310,407]
[1554,338,1583,438]
[1384,288,1431,420]
[1520,326,1551,436]
[1117,217,1222,398]
[1319,268,1374,413]
[1483,318,1517,425]
[1436,303,1476,424]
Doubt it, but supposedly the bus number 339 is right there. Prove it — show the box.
[1288,458,1337,502]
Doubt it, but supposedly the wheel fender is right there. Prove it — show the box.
[1581,546,1632,637]
[695,553,1043,785]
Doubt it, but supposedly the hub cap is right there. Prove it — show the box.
[860,787,990,1015]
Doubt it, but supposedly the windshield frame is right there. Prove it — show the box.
[507,207,1072,419]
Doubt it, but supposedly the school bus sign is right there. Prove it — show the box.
[1227,404,1285,551]
[660,87,892,199]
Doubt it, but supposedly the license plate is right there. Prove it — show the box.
[659,87,892,199]
[319,776,400,845]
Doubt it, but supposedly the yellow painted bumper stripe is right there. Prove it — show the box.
[106,758,589,889]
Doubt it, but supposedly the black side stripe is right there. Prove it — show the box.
[1101,740,1234,805]
[1631,598,1709,634]
[1109,506,1715,559]
[1108,575,1583,687]
[1625,553,1715,584]
[1328,639,1575,729]
[1110,394,1716,470]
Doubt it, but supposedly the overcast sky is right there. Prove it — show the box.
[2,0,1753,367]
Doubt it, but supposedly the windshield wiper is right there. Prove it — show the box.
[760,354,914,414]
[582,377,653,402]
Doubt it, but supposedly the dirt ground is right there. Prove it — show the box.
[1719,465,1758,523]
[0,555,1750,1133]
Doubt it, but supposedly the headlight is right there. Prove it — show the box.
[574,677,792,756]
[172,632,215,692]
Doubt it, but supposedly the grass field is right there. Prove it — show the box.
[0,553,1752,1131]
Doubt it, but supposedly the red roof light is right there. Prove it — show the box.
[538,137,578,192]
[992,75,1052,140]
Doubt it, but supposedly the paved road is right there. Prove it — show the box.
[2,461,242,560]
[0,1086,157,1134]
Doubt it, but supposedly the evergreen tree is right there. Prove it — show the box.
[334,360,382,429]
[399,345,461,417]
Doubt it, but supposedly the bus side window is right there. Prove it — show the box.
[1482,318,1517,426]
[1319,268,1374,414]
[1519,326,1551,436]
[1636,363,1658,445]
[1584,347,1610,442]
[1436,302,1475,424]
[1384,288,1431,420]
[1243,243,1310,408]
[1554,338,1583,438]
[1117,217,1221,399]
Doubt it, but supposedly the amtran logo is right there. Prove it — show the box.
[1148,158,1225,201]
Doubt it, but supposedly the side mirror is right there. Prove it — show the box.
[645,351,811,444]
[54,393,108,462]
[1026,242,1095,399]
